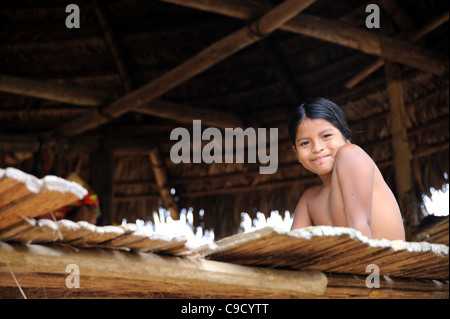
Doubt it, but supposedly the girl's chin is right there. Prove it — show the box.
[309,164,333,176]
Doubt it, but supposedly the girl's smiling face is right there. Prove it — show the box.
[294,118,349,178]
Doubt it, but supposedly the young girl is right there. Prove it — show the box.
[288,98,405,241]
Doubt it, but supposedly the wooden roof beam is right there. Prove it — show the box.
[58,0,317,137]
[0,73,242,129]
[92,0,135,92]
[160,0,448,76]
[343,0,415,90]
[0,134,161,155]
[0,73,116,106]
[345,11,449,89]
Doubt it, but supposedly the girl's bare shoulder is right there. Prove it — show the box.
[335,144,373,166]
[336,143,367,155]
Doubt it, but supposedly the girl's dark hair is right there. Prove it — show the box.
[288,97,352,146]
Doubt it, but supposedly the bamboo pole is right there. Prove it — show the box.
[59,0,316,137]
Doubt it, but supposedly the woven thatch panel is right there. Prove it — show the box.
[0,167,87,230]
[201,226,449,279]
[1,218,189,255]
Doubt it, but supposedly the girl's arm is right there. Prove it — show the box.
[291,189,313,230]
[334,144,373,238]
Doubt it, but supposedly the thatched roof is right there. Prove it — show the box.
[0,0,448,239]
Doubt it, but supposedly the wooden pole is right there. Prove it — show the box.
[384,61,418,240]
[148,147,179,220]
[58,0,316,137]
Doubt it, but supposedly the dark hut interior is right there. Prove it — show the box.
[0,0,448,241]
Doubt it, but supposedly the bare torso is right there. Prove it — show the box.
[304,161,405,240]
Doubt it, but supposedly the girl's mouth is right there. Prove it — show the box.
[312,155,329,164]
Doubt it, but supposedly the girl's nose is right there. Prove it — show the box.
[312,141,324,153]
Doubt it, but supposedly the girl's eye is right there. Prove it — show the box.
[322,134,332,139]
[299,141,309,147]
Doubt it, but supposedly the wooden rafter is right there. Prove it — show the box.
[345,11,449,89]
[0,73,116,106]
[58,0,317,137]
[92,0,135,92]
[160,0,448,76]
[0,73,242,129]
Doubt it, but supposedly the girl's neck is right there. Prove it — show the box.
[319,173,332,186]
